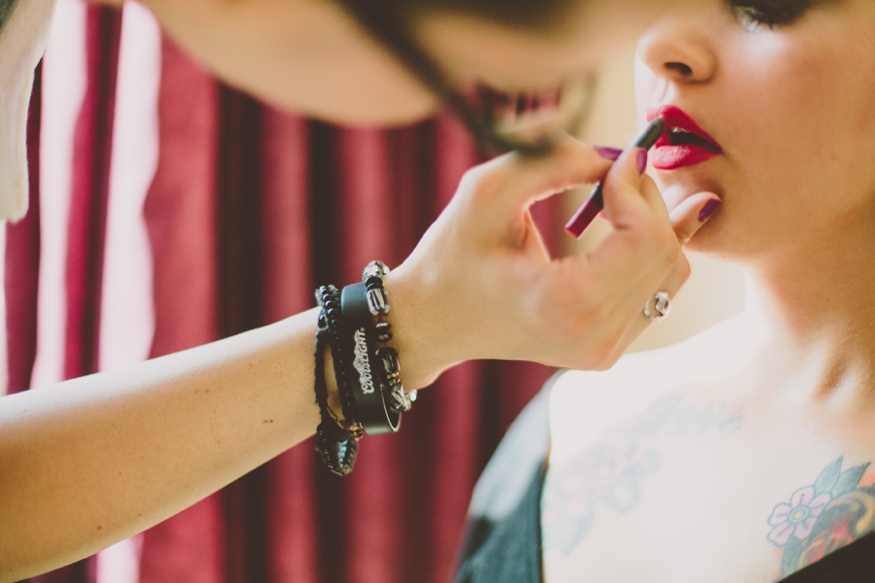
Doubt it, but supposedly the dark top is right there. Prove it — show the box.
[453,382,875,583]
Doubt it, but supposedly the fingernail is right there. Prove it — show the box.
[593,146,623,161]
[636,149,648,175]
[698,198,722,222]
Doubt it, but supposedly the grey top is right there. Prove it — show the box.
[452,380,552,583]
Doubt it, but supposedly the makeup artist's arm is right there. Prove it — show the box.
[0,138,718,582]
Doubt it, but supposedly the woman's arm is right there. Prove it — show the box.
[0,308,327,579]
[0,138,718,582]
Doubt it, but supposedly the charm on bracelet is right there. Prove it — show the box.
[375,321,393,343]
[367,287,391,316]
[364,261,392,316]
[378,347,412,413]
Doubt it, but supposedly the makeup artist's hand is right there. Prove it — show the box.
[385,136,721,388]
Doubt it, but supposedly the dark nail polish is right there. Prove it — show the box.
[636,149,648,175]
[698,198,722,222]
[593,146,623,161]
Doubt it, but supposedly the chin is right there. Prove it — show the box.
[302,94,441,128]
[683,213,771,267]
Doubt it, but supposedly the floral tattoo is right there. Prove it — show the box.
[541,395,744,556]
[767,457,875,580]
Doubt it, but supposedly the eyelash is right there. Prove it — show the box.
[725,0,812,30]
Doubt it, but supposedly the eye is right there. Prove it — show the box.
[724,0,812,30]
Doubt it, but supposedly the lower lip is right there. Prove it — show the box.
[651,144,721,170]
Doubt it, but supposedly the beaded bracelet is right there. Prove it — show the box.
[314,285,361,476]
[362,261,416,415]
[319,285,363,436]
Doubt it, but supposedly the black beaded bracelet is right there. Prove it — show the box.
[314,285,361,476]
[319,285,363,436]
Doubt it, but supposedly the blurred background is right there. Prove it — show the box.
[1,2,744,582]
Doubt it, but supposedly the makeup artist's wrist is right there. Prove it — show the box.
[380,266,464,390]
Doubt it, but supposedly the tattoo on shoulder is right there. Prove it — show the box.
[541,394,744,556]
[766,456,875,581]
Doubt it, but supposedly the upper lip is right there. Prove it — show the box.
[647,105,722,152]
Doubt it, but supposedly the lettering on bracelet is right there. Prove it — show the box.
[353,327,375,394]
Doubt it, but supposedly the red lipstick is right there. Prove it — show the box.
[648,105,722,170]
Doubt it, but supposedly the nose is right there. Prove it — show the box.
[636,14,717,85]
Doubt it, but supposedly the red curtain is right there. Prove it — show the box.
[6,6,559,583]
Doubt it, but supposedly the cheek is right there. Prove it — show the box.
[724,39,875,208]
[633,57,660,124]
[741,9,875,196]
[844,48,875,196]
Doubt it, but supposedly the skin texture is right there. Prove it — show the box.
[544,0,875,581]
[0,0,723,579]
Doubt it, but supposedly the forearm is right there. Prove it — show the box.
[0,308,323,581]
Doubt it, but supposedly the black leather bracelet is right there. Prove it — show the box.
[341,282,402,434]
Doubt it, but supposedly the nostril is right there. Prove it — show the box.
[665,62,693,76]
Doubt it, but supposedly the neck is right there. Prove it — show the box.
[742,222,875,407]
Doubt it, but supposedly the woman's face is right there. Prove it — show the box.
[414,0,682,95]
[634,0,875,263]
[141,0,685,126]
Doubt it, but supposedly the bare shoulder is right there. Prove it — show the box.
[542,315,758,583]
[548,313,761,464]
[542,313,875,583]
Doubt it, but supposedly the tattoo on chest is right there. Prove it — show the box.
[766,457,875,581]
[541,394,744,556]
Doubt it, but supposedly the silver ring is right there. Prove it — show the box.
[643,291,671,323]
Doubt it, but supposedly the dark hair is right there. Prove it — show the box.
[336,0,577,154]
[0,0,18,30]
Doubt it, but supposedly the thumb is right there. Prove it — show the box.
[669,193,722,244]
